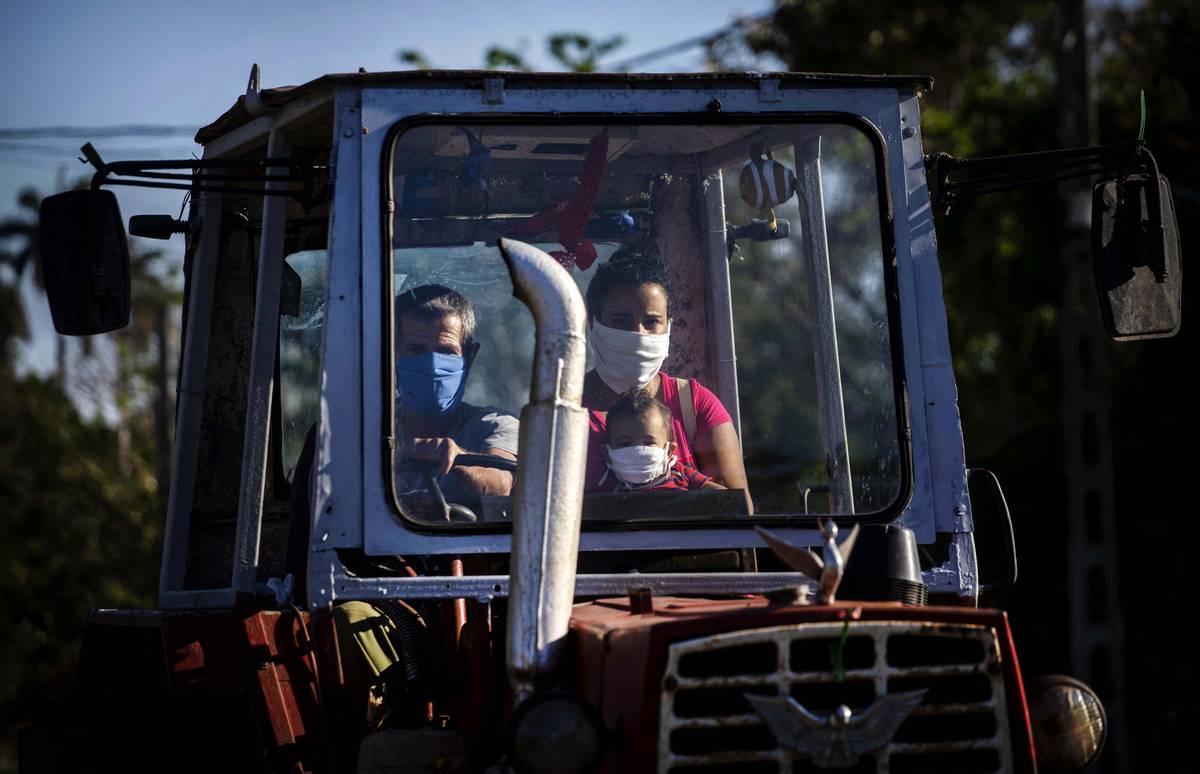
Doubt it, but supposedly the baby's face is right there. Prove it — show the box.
[606,410,671,450]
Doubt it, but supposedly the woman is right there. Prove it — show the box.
[582,243,750,498]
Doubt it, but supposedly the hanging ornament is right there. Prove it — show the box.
[739,142,797,210]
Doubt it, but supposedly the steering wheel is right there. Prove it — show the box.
[398,453,518,524]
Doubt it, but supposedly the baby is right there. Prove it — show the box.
[602,388,726,492]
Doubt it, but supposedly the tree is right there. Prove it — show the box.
[0,369,162,769]
[726,1,1196,767]
[0,189,44,366]
[0,181,105,384]
[398,32,626,74]
[0,183,180,767]
[545,33,625,73]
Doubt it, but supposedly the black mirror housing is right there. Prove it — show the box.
[129,214,186,240]
[39,190,131,336]
[1092,154,1183,341]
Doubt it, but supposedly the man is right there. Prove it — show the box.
[332,285,517,734]
[394,284,518,499]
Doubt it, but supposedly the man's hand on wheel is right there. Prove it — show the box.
[403,437,463,476]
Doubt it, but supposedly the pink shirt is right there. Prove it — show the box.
[585,373,733,492]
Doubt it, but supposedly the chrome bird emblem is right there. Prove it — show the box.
[756,520,860,604]
[745,690,926,768]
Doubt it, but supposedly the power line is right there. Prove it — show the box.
[0,142,95,155]
[0,142,199,159]
[0,154,72,171]
[0,125,197,140]
[605,11,773,71]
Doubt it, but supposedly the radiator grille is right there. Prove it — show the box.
[658,622,1012,773]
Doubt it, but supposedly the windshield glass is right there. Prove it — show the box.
[387,120,903,527]
[279,249,328,480]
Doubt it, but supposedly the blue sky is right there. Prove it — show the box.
[0,0,775,372]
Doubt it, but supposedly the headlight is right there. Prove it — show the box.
[1027,675,1107,771]
[510,692,605,774]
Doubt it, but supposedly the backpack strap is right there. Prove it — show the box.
[676,377,696,445]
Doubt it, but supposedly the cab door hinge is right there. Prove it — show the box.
[757,78,782,103]
[483,77,505,105]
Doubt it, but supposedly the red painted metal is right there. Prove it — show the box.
[69,597,1039,774]
[242,610,329,773]
[569,598,1037,773]
[159,610,334,771]
[456,599,493,732]
[59,609,340,771]
[450,557,468,642]
[628,586,655,616]
[996,609,1038,766]
[162,612,246,694]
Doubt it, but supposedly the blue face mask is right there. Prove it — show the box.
[396,352,469,419]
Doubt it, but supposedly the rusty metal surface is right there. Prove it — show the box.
[699,170,742,434]
[243,610,326,773]
[66,610,338,771]
[185,204,257,593]
[329,569,818,601]
[657,622,1013,773]
[163,611,246,694]
[164,610,328,770]
[567,600,1034,772]
[656,174,715,389]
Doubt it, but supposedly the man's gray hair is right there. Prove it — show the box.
[395,284,476,347]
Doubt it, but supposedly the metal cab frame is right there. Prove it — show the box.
[156,72,978,611]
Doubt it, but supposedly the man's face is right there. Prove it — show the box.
[396,312,474,360]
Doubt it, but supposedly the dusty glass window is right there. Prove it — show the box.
[724,128,901,515]
[279,249,328,480]
[387,121,902,525]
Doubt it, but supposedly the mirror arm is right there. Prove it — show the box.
[927,141,1144,214]
[76,143,326,203]
[80,142,108,190]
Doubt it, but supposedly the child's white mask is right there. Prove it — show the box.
[606,443,674,485]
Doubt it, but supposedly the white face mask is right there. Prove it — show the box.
[590,320,671,393]
[606,443,674,486]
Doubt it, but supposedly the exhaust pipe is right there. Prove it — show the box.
[497,238,590,703]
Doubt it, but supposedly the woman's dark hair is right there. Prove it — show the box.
[584,238,672,319]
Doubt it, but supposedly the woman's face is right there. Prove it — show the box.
[594,282,669,334]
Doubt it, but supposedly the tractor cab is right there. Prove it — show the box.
[31,68,1180,773]
[85,69,964,610]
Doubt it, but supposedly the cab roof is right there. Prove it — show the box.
[195,69,934,145]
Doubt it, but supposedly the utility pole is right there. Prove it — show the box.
[1055,0,1127,770]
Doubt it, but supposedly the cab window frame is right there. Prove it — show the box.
[380,111,913,533]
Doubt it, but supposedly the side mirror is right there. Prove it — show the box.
[967,467,1017,595]
[39,189,131,335]
[1092,149,1183,341]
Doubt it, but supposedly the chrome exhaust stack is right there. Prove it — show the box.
[497,238,590,704]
